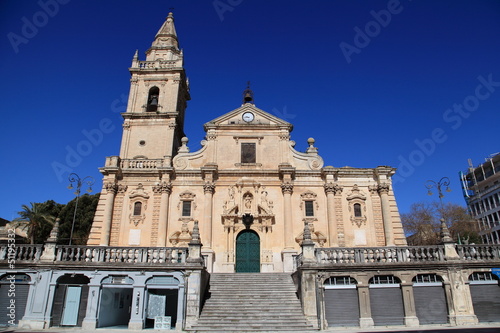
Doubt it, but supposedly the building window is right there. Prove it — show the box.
[353,203,362,217]
[305,201,314,217]
[241,143,256,163]
[133,202,142,216]
[413,274,442,284]
[469,272,497,282]
[182,201,192,217]
[369,275,400,285]
[324,276,357,286]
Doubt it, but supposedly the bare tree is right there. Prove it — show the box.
[402,202,480,245]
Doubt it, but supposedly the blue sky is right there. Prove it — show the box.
[1,0,499,221]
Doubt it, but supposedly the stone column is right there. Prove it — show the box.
[281,181,294,249]
[357,285,374,328]
[401,282,419,326]
[378,183,394,246]
[203,182,215,247]
[153,182,172,246]
[100,182,118,246]
[324,183,342,247]
[281,181,296,272]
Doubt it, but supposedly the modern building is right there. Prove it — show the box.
[1,13,499,331]
[460,153,500,244]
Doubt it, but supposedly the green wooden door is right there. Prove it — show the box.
[236,231,260,272]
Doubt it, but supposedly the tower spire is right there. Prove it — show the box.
[146,12,180,61]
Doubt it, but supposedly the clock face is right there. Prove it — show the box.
[242,112,254,122]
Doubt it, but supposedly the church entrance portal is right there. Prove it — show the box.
[236,230,260,272]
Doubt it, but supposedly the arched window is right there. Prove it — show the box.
[354,203,362,217]
[133,202,142,216]
[147,86,159,112]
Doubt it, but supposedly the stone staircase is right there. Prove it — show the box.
[190,273,317,332]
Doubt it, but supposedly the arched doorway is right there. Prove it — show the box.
[236,230,260,272]
[51,274,90,327]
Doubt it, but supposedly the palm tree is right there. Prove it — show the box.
[12,202,55,244]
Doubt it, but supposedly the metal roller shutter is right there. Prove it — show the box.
[370,287,404,326]
[470,284,500,322]
[324,288,359,327]
[413,285,448,324]
[0,284,29,326]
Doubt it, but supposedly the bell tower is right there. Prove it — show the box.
[120,12,190,160]
[87,13,190,247]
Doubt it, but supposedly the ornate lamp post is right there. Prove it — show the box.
[67,173,95,245]
[425,177,453,243]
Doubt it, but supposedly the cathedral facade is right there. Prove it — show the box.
[87,13,407,273]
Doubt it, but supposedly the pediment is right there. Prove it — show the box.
[204,104,293,130]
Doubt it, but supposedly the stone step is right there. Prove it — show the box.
[189,273,317,332]
[192,323,314,332]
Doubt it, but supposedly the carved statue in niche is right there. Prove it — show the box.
[244,193,253,209]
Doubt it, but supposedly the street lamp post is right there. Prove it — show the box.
[425,177,453,243]
[67,173,95,245]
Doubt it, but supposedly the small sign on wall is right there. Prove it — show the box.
[129,229,141,245]
[154,316,171,330]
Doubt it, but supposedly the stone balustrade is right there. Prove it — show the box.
[138,60,178,70]
[56,246,187,263]
[313,244,500,265]
[316,246,445,264]
[0,244,43,262]
[120,158,163,169]
[0,244,188,265]
[456,244,500,261]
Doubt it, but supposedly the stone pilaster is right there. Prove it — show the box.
[153,181,172,246]
[203,182,215,247]
[100,182,118,246]
[378,182,394,246]
[357,284,374,328]
[401,282,419,326]
[445,269,478,325]
[324,183,342,247]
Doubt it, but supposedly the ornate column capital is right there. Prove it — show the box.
[153,181,173,194]
[117,184,128,193]
[281,182,294,195]
[377,182,390,195]
[104,182,118,194]
[324,182,343,195]
[203,181,216,194]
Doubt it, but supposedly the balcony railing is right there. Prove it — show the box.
[316,246,445,264]
[137,60,179,70]
[456,244,500,261]
[0,244,43,262]
[55,246,188,264]
[0,245,188,265]
[120,159,164,169]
